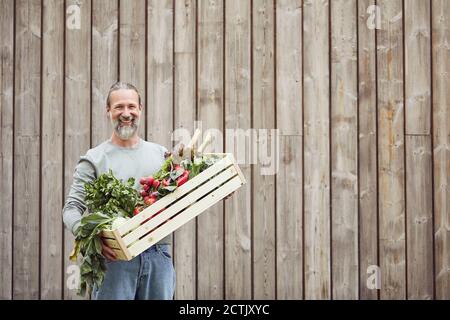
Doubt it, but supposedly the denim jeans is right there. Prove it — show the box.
[92,244,175,300]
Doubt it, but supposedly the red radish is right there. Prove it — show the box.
[152,179,160,189]
[140,190,148,197]
[143,184,150,192]
[133,207,141,215]
[139,178,147,185]
[145,196,156,206]
[177,171,190,187]
[147,176,154,185]
[144,196,151,202]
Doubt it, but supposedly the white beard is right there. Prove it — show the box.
[110,115,140,140]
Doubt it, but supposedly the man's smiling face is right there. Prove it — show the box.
[107,89,142,140]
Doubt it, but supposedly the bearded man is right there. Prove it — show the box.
[62,82,175,300]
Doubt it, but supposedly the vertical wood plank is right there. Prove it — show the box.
[357,0,378,300]
[405,0,431,135]
[197,0,224,299]
[252,0,276,299]
[404,0,433,300]
[0,0,14,300]
[377,0,406,299]
[331,0,358,300]
[173,0,197,300]
[405,136,433,299]
[119,0,146,139]
[147,0,173,147]
[224,0,252,300]
[275,0,303,300]
[303,0,331,299]
[92,0,118,146]
[432,0,450,300]
[276,0,302,137]
[41,0,64,299]
[13,0,41,299]
[147,0,173,257]
[64,0,91,300]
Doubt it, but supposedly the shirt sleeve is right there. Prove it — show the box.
[62,159,97,235]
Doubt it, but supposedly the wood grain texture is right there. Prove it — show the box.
[91,0,118,146]
[376,0,406,300]
[432,0,450,300]
[41,0,64,300]
[13,0,41,299]
[275,0,303,300]
[303,0,331,300]
[197,0,224,299]
[119,0,146,139]
[405,136,433,299]
[276,0,302,137]
[357,0,378,300]
[64,0,91,300]
[330,0,358,300]
[147,0,173,148]
[173,0,197,300]
[224,0,252,300]
[252,0,276,300]
[0,0,14,300]
[405,0,431,135]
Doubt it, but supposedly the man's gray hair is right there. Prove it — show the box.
[106,81,142,107]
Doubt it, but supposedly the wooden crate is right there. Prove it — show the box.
[101,153,246,261]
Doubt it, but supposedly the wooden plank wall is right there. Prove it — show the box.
[0,0,448,300]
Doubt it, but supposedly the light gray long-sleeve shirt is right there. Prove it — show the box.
[62,137,172,245]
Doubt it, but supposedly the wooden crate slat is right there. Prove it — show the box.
[128,175,244,258]
[117,154,233,235]
[122,165,239,246]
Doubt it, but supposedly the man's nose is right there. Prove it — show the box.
[121,107,131,118]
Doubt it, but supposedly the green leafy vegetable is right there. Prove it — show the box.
[71,169,142,297]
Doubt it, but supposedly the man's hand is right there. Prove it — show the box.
[101,238,117,261]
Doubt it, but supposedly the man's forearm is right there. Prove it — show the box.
[62,158,96,235]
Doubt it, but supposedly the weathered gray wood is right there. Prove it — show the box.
[147,0,173,258]
[405,0,431,135]
[276,135,303,299]
[0,0,14,300]
[13,0,41,299]
[276,0,302,137]
[197,0,224,299]
[91,0,118,146]
[64,0,91,300]
[173,0,197,300]
[41,0,64,300]
[377,0,406,300]
[303,0,331,299]
[357,0,378,300]
[224,0,252,300]
[147,0,173,148]
[331,0,358,300]
[405,136,433,299]
[119,0,146,139]
[275,0,303,300]
[252,0,276,300]
[432,0,450,300]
